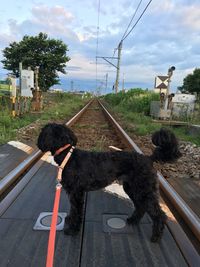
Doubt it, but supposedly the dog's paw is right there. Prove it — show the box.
[150,234,161,243]
[65,216,71,224]
[64,225,79,236]
[127,216,140,225]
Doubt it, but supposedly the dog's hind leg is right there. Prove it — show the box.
[123,182,145,224]
[64,190,85,235]
[145,196,167,242]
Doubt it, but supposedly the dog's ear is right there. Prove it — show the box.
[37,123,78,153]
[58,125,77,146]
[37,123,56,152]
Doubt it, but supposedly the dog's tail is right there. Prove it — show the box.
[150,128,181,162]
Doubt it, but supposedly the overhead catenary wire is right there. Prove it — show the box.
[95,0,153,93]
[114,0,142,59]
[112,0,148,56]
[113,0,153,93]
[121,0,153,42]
[120,0,144,42]
[96,0,101,93]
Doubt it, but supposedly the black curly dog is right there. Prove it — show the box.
[37,123,181,242]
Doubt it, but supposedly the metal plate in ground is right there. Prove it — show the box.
[107,217,126,229]
[103,214,135,234]
[33,212,67,231]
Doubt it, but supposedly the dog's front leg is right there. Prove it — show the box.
[64,190,84,235]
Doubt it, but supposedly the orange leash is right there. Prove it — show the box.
[46,183,62,267]
[45,145,75,267]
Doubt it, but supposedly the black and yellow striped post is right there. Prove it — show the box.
[11,96,16,117]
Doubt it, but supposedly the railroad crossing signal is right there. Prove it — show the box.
[155,76,169,89]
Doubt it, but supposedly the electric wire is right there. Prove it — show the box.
[96,0,101,94]
[120,0,143,42]
[110,0,152,92]
[122,0,153,41]
[114,0,153,91]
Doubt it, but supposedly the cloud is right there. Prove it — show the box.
[179,5,200,30]
[0,1,200,91]
[0,32,16,49]
[65,53,103,79]
[31,5,74,24]
[4,5,79,43]
[66,66,82,71]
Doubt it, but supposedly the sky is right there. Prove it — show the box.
[0,0,200,94]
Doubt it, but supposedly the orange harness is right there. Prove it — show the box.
[46,144,75,267]
[56,145,75,182]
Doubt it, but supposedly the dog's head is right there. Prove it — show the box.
[37,123,77,154]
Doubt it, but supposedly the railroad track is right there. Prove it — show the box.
[0,99,199,266]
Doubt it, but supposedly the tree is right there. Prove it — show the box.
[179,68,200,101]
[1,33,70,91]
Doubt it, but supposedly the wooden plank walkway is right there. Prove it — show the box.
[0,154,188,266]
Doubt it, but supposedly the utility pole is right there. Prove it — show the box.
[19,62,22,96]
[105,73,108,91]
[35,66,40,91]
[31,66,42,111]
[122,73,125,92]
[96,49,122,93]
[114,41,123,94]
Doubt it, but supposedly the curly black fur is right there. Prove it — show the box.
[151,128,182,162]
[37,123,181,242]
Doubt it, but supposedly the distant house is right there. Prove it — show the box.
[49,88,63,93]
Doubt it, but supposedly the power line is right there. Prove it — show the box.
[122,0,153,42]
[96,0,101,93]
[110,0,153,51]
[120,0,143,42]
[111,0,153,93]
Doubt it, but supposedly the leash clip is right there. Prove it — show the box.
[58,166,63,170]
[56,182,62,189]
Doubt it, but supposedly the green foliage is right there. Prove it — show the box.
[1,32,70,91]
[104,88,159,115]
[172,127,200,146]
[103,88,200,145]
[103,89,161,136]
[0,93,85,145]
[179,68,200,100]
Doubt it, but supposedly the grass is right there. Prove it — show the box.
[103,91,200,146]
[111,105,162,136]
[172,126,200,145]
[90,135,108,152]
[0,92,87,145]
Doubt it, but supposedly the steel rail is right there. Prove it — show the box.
[0,153,49,216]
[0,150,42,195]
[99,100,200,240]
[157,172,200,241]
[99,100,200,265]
[0,99,93,198]
[66,100,93,127]
[1,98,199,265]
